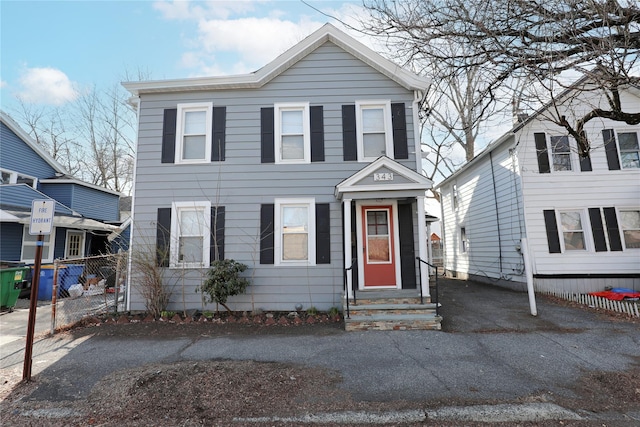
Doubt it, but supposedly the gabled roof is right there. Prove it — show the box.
[435,80,640,190]
[335,156,432,199]
[0,110,70,176]
[123,23,430,96]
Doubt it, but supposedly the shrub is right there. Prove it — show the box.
[197,259,250,312]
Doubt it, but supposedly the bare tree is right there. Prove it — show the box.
[363,0,640,157]
[12,78,137,193]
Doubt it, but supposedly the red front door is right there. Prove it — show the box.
[362,206,396,287]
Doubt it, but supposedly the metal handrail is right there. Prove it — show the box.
[416,257,439,316]
[343,260,356,319]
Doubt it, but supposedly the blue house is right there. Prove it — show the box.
[0,111,123,264]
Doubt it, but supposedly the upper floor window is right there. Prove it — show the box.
[1,168,37,188]
[550,135,572,171]
[617,131,640,169]
[170,201,211,267]
[356,100,393,162]
[175,103,213,164]
[274,103,310,163]
[619,209,640,249]
[559,211,586,251]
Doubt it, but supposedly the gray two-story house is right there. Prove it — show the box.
[124,24,437,324]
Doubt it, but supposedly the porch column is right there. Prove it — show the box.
[343,199,353,299]
[417,195,430,298]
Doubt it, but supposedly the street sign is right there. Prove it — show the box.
[29,199,55,235]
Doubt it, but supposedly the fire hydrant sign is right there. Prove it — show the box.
[30,200,55,235]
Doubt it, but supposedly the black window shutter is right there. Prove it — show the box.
[315,203,330,264]
[210,206,225,263]
[261,107,275,163]
[310,106,325,162]
[161,109,177,163]
[603,129,620,170]
[588,208,607,252]
[156,208,172,266]
[398,202,416,289]
[534,133,550,173]
[603,207,623,251]
[212,106,226,161]
[391,103,408,159]
[543,209,561,253]
[342,105,357,161]
[260,204,275,264]
[579,153,592,172]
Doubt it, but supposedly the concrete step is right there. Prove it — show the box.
[344,313,443,331]
[347,303,438,316]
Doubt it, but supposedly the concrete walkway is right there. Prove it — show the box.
[1,279,639,424]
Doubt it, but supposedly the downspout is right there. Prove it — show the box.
[488,151,503,275]
[125,96,141,312]
[510,146,537,316]
[413,90,424,173]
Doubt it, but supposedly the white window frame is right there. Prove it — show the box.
[616,129,640,169]
[170,201,211,268]
[274,102,310,164]
[355,100,393,162]
[618,208,640,249]
[64,230,86,259]
[557,210,590,252]
[1,168,37,188]
[175,102,213,164]
[548,135,576,172]
[20,226,54,263]
[460,227,467,253]
[274,198,316,266]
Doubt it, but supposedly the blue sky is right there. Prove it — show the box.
[1,0,364,110]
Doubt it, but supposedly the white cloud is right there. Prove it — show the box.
[197,17,323,66]
[153,0,263,21]
[0,80,6,89]
[17,67,79,105]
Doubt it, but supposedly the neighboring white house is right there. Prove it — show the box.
[435,81,640,294]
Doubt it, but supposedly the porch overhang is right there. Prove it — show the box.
[336,157,432,300]
[335,156,432,200]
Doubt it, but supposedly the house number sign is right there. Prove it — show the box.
[374,172,394,181]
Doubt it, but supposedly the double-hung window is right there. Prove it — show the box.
[617,131,640,169]
[550,135,572,171]
[275,198,316,265]
[274,103,310,163]
[460,227,467,253]
[21,227,54,263]
[619,209,640,249]
[559,211,586,251]
[170,201,211,267]
[356,100,393,162]
[175,103,213,164]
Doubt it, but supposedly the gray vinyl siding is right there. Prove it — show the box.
[0,222,24,262]
[40,183,120,221]
[0,122,57,179]
[130,42,419,311]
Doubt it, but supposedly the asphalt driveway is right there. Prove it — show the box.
[1,278,639,425]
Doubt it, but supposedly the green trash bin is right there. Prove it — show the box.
[0,267,30,311]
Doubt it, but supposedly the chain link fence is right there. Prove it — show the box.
[49,252,128,332]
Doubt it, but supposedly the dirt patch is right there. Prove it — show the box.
[3,358,639,426]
